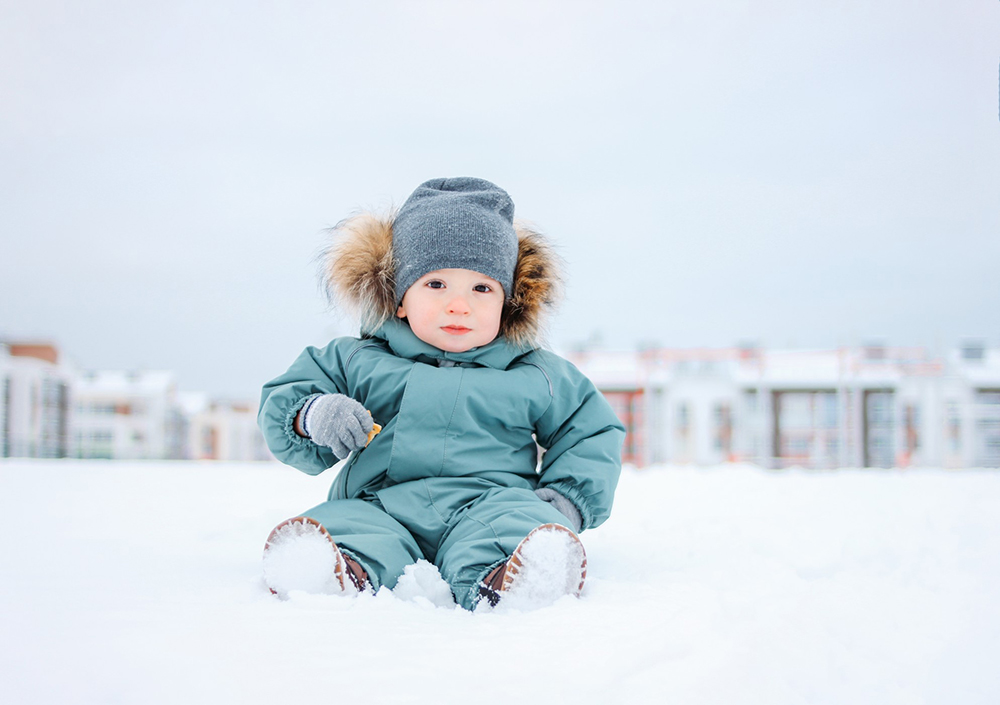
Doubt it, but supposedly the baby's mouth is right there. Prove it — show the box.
[442,325,472,334]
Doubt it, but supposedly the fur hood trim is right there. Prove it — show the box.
[321,210,562,348]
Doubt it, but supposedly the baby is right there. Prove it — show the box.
[258,177,624,610]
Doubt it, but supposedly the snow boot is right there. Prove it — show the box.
[477,523,587,610]
[262,517,369,598]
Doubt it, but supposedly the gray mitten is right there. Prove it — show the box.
[301,393,373,459]
[534,487,583,533]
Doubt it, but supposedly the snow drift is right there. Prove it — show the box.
[1,460,998,704]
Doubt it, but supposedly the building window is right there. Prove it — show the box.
[603,390,644,466]
[1,377,8,458]
[674,401,692,462]
[712,403,732,454]
[975,390,1000,468]
[820,394,838,429]
[201,426,218,460]
[676,403,689,431]
[864,391,894,468]
[946,401,961,455]
[903,404,921,454]
[773,391,839,468]
[868,394,891,425]
[80,403,117,416]
[962,342,985,362]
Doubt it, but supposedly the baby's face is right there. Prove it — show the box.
[396,268,504,353]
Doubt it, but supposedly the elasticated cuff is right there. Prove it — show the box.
[542,481,594,532]
[282,394,323,448]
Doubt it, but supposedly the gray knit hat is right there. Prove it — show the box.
[392,177,518,304]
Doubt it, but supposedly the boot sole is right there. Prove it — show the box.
[500,523,587,605]
[262,516,349,597]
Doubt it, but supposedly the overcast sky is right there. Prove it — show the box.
[2,1,998,398]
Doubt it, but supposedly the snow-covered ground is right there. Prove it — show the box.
[2,460,998,705]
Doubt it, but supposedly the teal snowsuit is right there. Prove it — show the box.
[258,317,625,609]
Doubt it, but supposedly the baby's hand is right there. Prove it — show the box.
[302,394,374,459]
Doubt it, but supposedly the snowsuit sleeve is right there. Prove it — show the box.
[257,339,359,475]
[530,351,625,531]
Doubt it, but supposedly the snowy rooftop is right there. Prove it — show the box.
[177,390,210,416]
[568,345,988,391]
[747,348,850,386]
[75,370,177,395]
[948,348,1000,386]
[565,349,644,389]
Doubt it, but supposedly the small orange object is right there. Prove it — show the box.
[366,416,382,446]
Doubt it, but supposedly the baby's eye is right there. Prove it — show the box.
[426,280,445,289]
[473,284,492,293]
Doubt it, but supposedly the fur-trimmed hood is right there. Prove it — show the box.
[321,211,562,348]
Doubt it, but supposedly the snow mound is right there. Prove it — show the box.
[390,560,457,608]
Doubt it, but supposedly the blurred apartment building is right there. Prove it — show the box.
[569,342,1000,469]
[6,339,999,468]
[1,341,271,461]
[73,370,187,460]
[0,343,72,458]
[182,394,272,461]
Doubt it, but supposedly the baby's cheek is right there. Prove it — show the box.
[408,317,436,344]
[486,310,503,339]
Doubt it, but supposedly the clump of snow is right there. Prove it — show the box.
[482,525,586,613]
[262,519,346,599]
[389,560,456,608]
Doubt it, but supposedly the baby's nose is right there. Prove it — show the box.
[447,296,470,313]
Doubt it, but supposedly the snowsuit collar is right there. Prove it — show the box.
[369,318,533,370]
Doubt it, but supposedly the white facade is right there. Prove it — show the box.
[184,394,273,461]
[0,344,73,458]
[2,341,272,462]
[570,343,1000,469]
[8,336,996,467]
[72,370,186,460]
